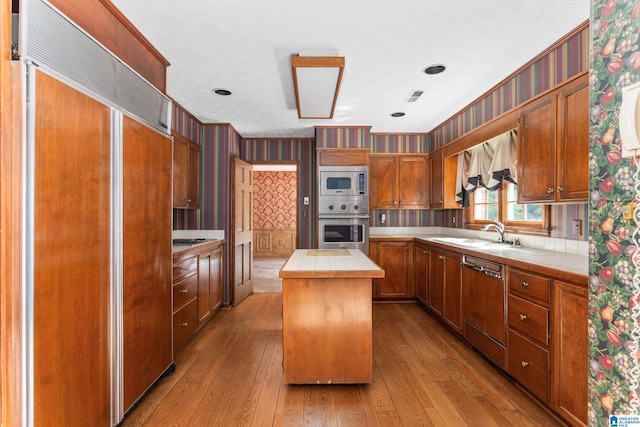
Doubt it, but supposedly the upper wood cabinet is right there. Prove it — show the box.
[429,148,460,210]
[370,154,429,209]
[517,73,588,203]
[173,133,201,209]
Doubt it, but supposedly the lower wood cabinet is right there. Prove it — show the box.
[427,246,462,333]
[370,240,414,299]
[552,280,588,427]
[172,240,225,351]
[414,243,429,305]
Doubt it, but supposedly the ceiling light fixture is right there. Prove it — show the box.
[423,64,446,75]
[291,55,345,119]
[391,112,405,117]
[213,88,232,96]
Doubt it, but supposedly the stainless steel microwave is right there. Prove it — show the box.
[318,166,368,198]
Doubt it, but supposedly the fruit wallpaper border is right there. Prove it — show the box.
[589,0,640,424]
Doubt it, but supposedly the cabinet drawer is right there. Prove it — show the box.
[173,254,197,282]
[509,269,550,305]
[508,295,549,346]
[173,298,198,351]
[508,329,550,404]
[173,274,198,310]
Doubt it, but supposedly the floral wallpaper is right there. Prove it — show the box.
[589,0,640,425]
[253,171,297,229]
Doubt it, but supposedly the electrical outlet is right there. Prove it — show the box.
[623,202,636,220]
[572,219,582,237]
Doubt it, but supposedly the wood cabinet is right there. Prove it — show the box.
[429,150,444,209]
[370,240,414,299]
[197,243,224,323]
[32,70,173,424]
[414,243,429,305]
[427,246,462,333]
[122,116,173,413]
[370,154,429,209]
[517,73,588,203]
[506,268,551,404]
[173,133,201,208]
[172,240,225,351]
[552,280,588,427]
[172,253,199,351]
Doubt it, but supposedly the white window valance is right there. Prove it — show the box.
[455,129,518,207]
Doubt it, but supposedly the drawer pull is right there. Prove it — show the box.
[181,322,189,327]
[521,281,529,288]
[180,289,189,293]
[519,314,528,321]
[521,361,529,368]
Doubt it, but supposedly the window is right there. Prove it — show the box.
[468,182,548,234]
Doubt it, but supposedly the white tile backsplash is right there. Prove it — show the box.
[369,226,588,257]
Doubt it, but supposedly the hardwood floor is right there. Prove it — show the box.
[120,294,564,426]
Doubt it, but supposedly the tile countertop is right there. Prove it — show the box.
[370,228,588,279]
[279,249,385,279]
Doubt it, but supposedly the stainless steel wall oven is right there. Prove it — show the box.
[317,166,369,254]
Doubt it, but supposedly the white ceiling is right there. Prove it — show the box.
[110,0,590,139]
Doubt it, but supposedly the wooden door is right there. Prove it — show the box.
[33,70,112,426]
[552,280,588,426]
[122,116,173,412]
[172,135,188,207]
[556,76,589,202]
[198,251,212,323]
[443,252,463,333]
[398,156,428,208]
[375,242,409,298]
[414,244,428,305]
[429,150,443,209]
[428,249,445,315]
[231,157,254,305]
[517,95,556,203]
[369,155,397,208]
[187,142,201,207]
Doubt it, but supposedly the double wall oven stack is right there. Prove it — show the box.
[317,166,370,254]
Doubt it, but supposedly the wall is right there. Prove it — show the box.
[241,139,316,248]
[588,1,640,424]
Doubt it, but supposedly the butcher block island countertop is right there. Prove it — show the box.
[279,249,385,384]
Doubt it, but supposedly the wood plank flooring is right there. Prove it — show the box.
[120,294,565,426]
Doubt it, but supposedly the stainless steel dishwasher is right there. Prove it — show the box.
[462,255,507,369]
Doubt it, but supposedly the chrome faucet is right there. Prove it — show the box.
[482,220,505,243]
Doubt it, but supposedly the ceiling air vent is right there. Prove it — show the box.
[405,90,424,103]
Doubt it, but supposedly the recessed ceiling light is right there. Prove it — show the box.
[391,112,405,117]
[423,64,446,75]
[212,88,232,96]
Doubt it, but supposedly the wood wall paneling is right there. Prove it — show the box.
[122,116,173,412]
[33,70,112,426]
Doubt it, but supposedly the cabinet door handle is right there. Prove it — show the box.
[557,186,564,193]
[439,255,444,260]
[393,200,397,205]
[519,313,528,321]
[180,289,189,293]
[521,361,529,368]
[521,281,529,288]
[546,187,554,194]
[423,250,427,254]
[181,322,189,327]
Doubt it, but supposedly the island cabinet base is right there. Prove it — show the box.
[282,277,373,384]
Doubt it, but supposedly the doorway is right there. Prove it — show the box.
[252,163,298,258]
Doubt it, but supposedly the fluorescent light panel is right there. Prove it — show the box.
[291,56,345,119]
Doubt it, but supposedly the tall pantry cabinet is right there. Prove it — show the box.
[30,69,172,425]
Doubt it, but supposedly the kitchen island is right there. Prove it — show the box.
[279,249,385,384]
